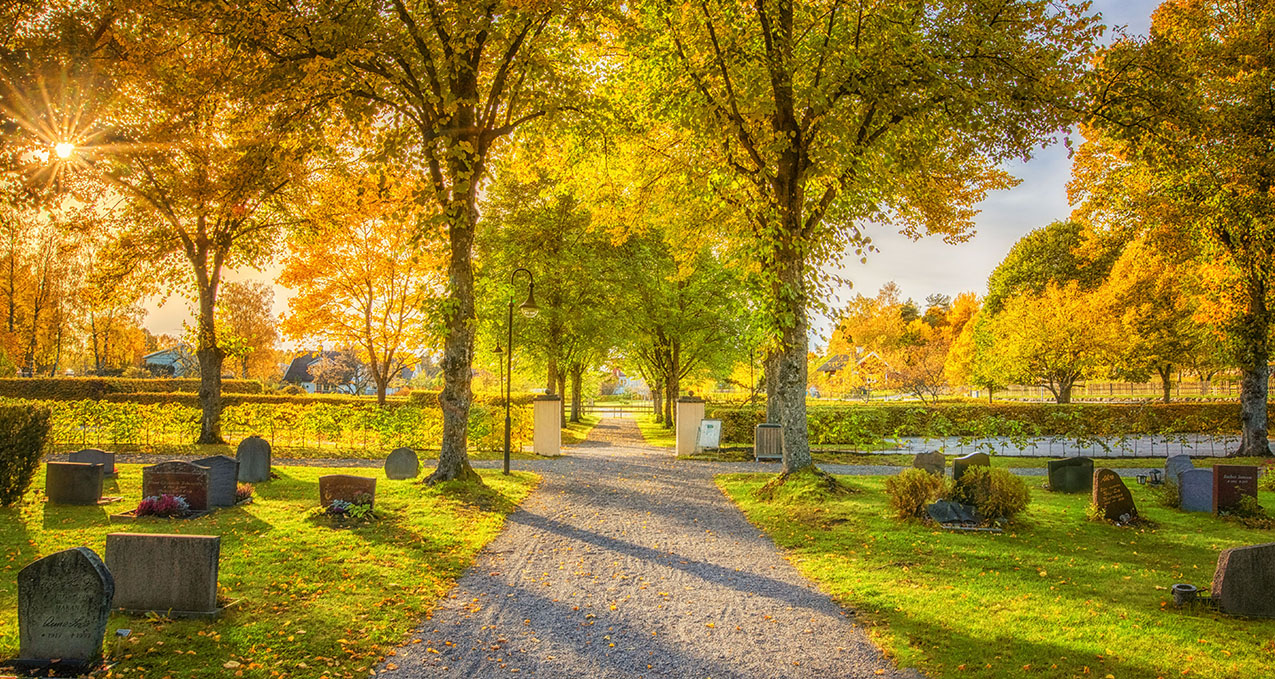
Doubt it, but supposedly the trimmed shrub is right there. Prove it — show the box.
[0,377,263,400]
[883,468,946,519]
[0,404,51,506]
[947,467,1031,521]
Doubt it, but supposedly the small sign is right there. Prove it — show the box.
[695,419,722,451]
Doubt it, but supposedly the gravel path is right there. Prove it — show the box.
[378,418,921,679]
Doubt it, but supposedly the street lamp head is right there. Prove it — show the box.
[53,142,75,159]
[519,281,539,318]
[494,343,504,355]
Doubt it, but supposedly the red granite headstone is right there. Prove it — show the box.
[1213,464,1260,514]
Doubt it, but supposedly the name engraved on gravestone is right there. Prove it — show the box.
[236,436,271,483]
[1164,454,1194,485]
[68,448,115,476]
[1047,457,1094,493]
[952,452,990,481]
[1213,464,1260,514]
[44,462,105,505]
[912,451,946,476]
[1092,468,1138,522]
[384,448,420,480]
[192,456,240,508]
[1179,468,1214,513]
[17,547,115,666]
[319,475,376,508]
[142,461,210,511]
[1211,542,1275,618]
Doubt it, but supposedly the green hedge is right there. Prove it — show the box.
[0,377,264,400]
[708,403,1241,445]
[0,404,50,506]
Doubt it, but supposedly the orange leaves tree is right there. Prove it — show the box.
[625,0,1099,473]
[281,168,444,404]
[1088,0,1275,454]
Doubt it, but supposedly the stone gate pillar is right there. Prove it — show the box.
[533,395,562,456]
[675,395,706,456]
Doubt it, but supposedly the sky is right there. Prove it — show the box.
[141,0,1163,347]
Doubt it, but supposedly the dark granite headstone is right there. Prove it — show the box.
[236,435,271,483]
[319,475,376,508]
[926,500,977,525]
[192,455,240,508]
[952,452,990,481]
[142,461,209,511]
[1179,468,1214,513]
[1213,464,1260,514]
[105,533,220,615]
[912,451,946,476]
[68,448,115,476]
[1211,542,1275,618]
[1092,468,1137,522]
[1164,454,1194,485]
[17,547,114,668]
[384,447,420,480]
[1047,457,1094,493]
[44,462,104,505]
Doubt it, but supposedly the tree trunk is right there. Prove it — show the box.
[663,371,677,429]
[1236,281,1271,456]
[1157,364,1173,404]
[429,196,481,484]
[546,357,558,395]
[651,378,663,423]
[569,363,582,423]
[558,372,567,427]
[773,253,812,473]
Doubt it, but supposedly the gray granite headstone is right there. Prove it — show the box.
[1164,454,1194,485]
[1047,457,1094,493]
[912,451,946,476]
[1211,542,1275,618]
[18,547,114,668]
[1179,468,1214,513]
[142,461,210,511]
[384,447,420,480]
[44,462,104,505]
[192,455,240,508]
[68,448,115,476]
[952,452,990,481]
[236,436,271,483]
[319,475,376,508]
[105,533,220,615]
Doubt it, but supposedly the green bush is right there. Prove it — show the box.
[0,404,51,506]
[883,468,946,519]
[1153,481,1181,509]
[0,377,263,400]
[947,467,1031,521]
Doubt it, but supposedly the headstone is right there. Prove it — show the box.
[952,452,990,481]
[17,547,114,668]
[1164,454,1194,485]
[319,475,376,508]
[754,424,783,461]
[1046,457,1094,493]
[68,448,115,476]
[192,455,240,508]
[236,435,271,482]
[105,533,220,615]
[912,451,946,476]
[1211,542,1275,618]
[926,500,977,525]
[141,461,210,511]
[695,419,722,451]
[1092,468,1138,522]
[1213,464,1260,514]
[44,462,104,505]
[1179,468,1214,513]
[384,447,419,480]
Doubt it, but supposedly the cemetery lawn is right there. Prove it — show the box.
[0,464,538,679]
[680,447,1270,469]
[561,414,602,446]
[636,414,677,448]
[718,473,1275,679]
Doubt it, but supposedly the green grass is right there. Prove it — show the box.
[679,445,1269,469]
[1,464,538,678]
[717,472,1275,679]
[636,414,676,448]
[562,414,602,446]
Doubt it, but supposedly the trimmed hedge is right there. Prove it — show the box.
[708,403,1242,445]
[0,377,264,400]
[0,404,51,506]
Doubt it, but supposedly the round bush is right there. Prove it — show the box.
[884,468,947,519]
[948,466,1030,520]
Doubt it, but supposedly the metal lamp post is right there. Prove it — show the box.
[503,268,538,474]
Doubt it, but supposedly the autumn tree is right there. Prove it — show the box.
[218,281,280,382]
[984,220,1119,313]
[627,0,1099,473]
[281,168,443,404]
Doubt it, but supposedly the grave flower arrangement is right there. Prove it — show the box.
[235,483,254,504]
[135,494,190,518]
[310,492,377,523]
